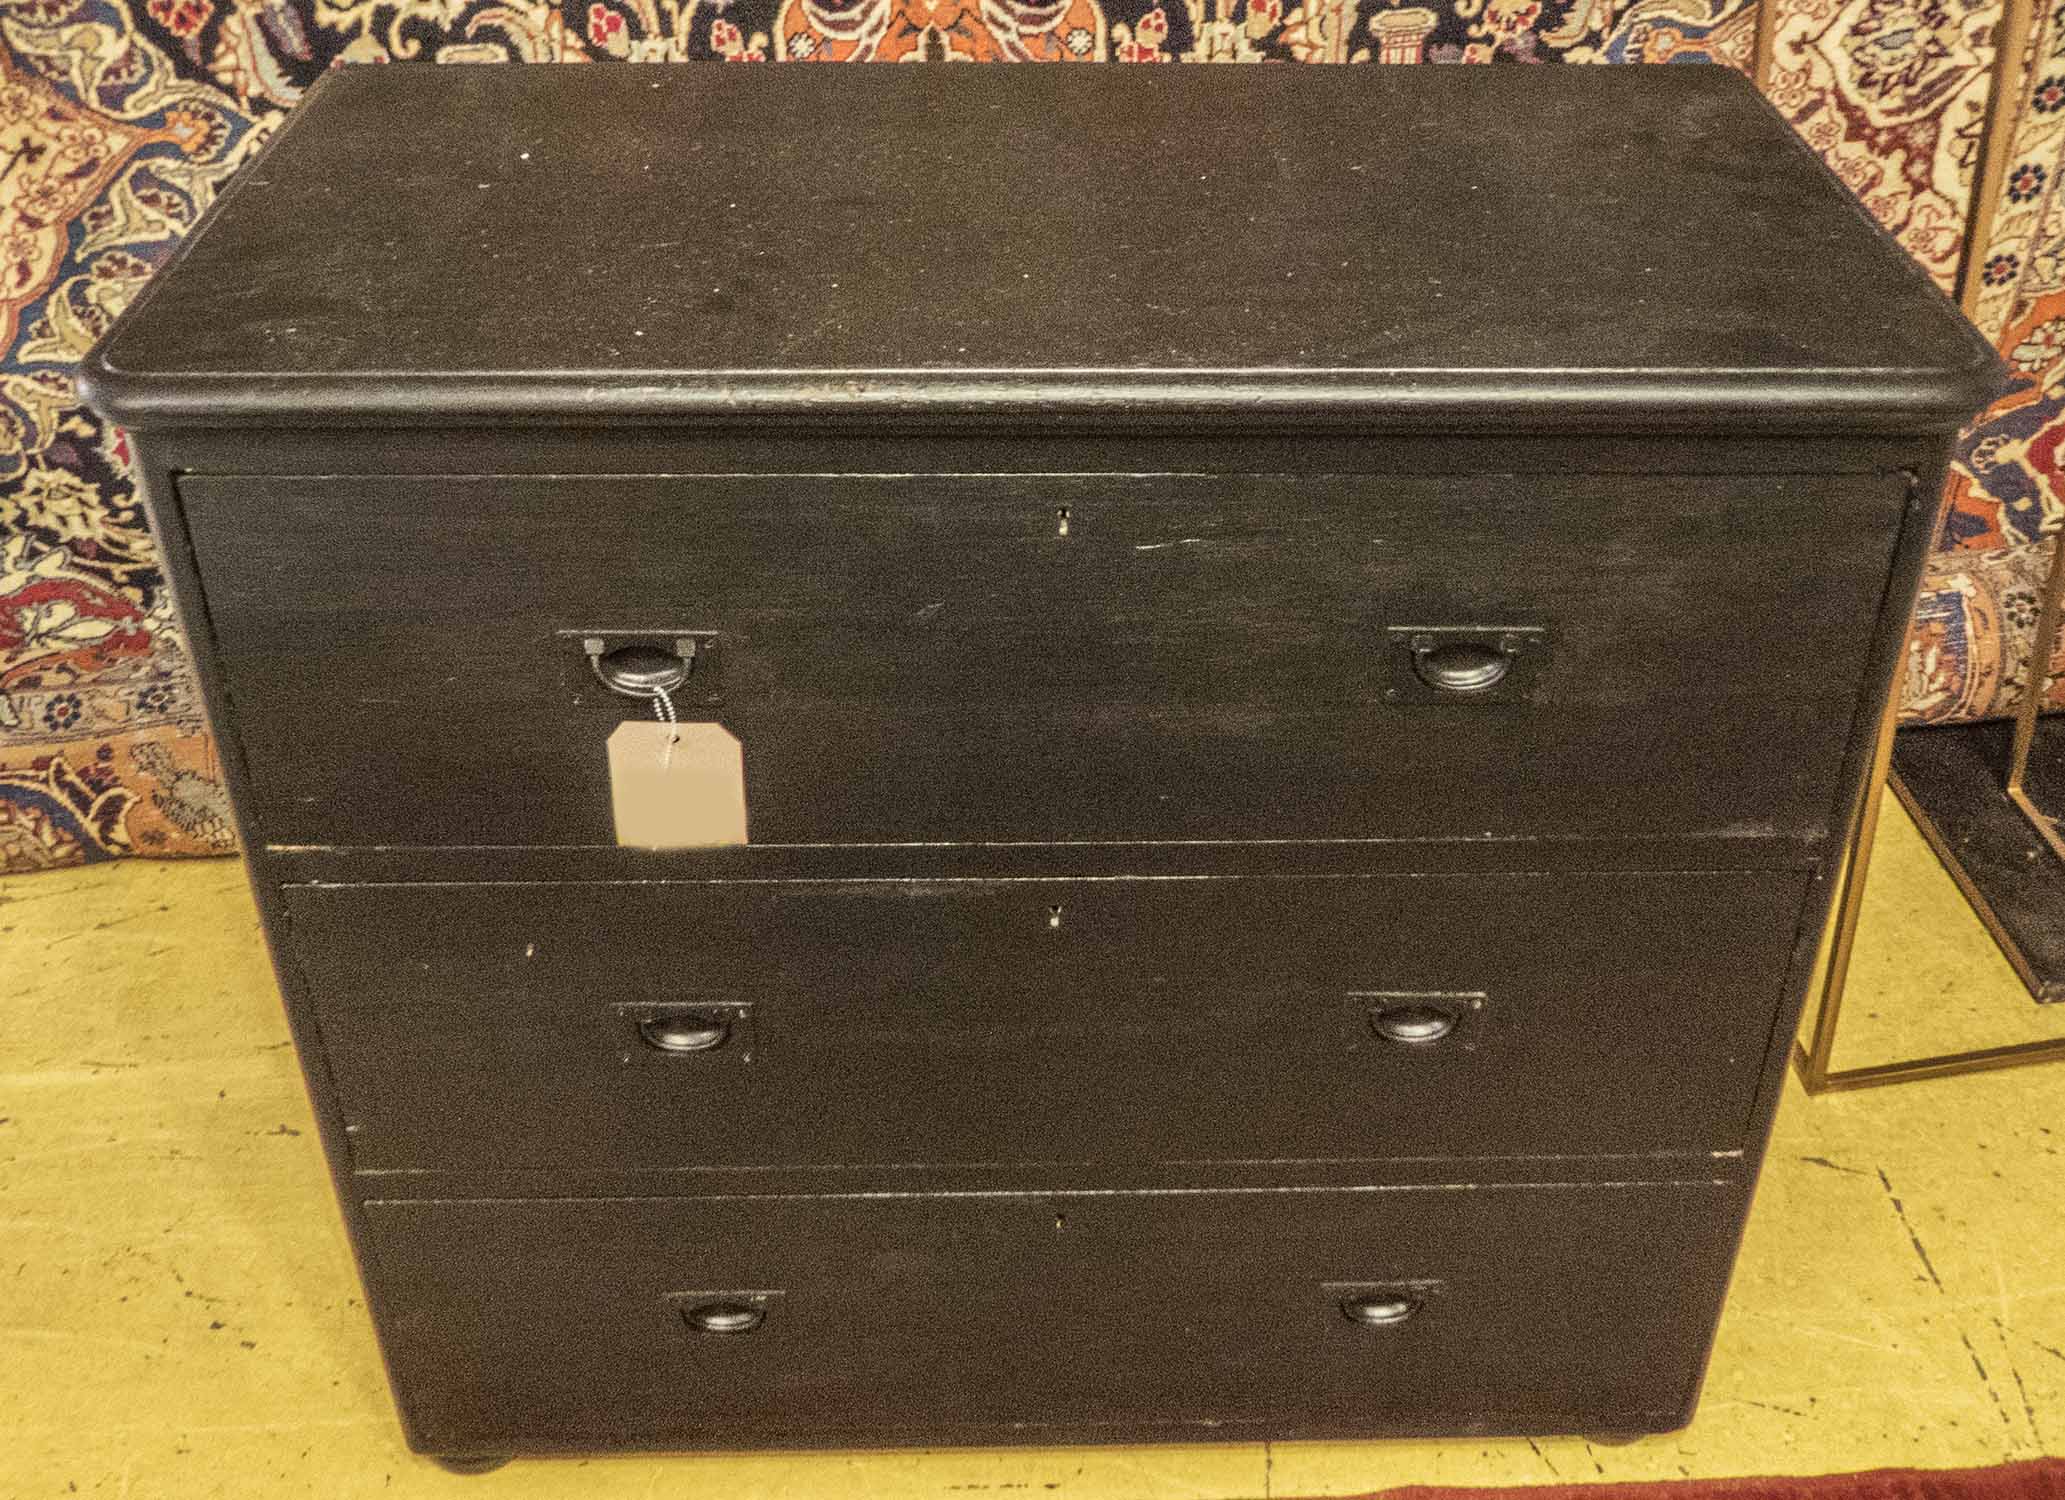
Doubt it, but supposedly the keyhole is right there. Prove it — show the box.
[1047,904,1064,930]
[1055,506,1071,537]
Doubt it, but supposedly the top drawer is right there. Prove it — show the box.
[176,470,1902,850]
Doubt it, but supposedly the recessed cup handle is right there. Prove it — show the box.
[1339,1290,1423,1327]
[638,1010,732,1055]
[1411,634,1518,694]
[680,1300,766,1335]
[1368,1001,1460,1046]
[585,636,697,698]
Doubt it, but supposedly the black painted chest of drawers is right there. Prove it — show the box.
[83,61,2000,1466]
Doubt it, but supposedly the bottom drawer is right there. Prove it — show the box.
[364,1181,1741,1453]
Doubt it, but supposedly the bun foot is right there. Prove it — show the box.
[431,1454,513,1475]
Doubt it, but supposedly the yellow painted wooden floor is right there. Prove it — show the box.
[3,804,2063,1499]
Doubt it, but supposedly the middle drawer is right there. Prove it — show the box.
[289,869,1805,1176]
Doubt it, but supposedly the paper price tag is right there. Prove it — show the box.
[606,721,748,849]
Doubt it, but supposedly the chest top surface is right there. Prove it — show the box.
[82,62,1999,434]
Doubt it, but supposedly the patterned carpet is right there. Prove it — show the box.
[1331,1458,2065,1498]
[1,0,2061,870]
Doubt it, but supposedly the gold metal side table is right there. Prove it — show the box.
[1795,527,2065,1093]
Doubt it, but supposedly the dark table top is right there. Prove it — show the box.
[82,62,2002,434]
